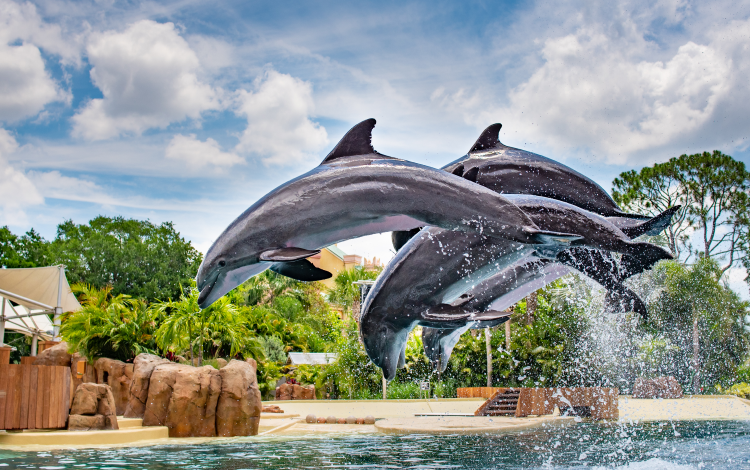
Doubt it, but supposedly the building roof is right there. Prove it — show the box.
[288,352,338,365]
[325,245,347,260]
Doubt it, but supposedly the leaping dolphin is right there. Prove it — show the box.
[359,195,672,379]
[195,119,577,309]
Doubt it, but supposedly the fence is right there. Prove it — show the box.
[0,364,71,430]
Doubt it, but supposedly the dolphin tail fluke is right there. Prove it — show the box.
[270,259,332,282]
[617,206,680,238]
[604,286,648,319]
[618,242,673,281]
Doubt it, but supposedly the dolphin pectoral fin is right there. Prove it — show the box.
[320,118,378,164]
[269,259,332,282]
[462,166,479,183]
[526,230,582,246]
[420,306,471,328]
[259,247,321,262]
[469,123,503,153]
[617,206,681,238]
[469,310,512,324]
[391,227,423,251]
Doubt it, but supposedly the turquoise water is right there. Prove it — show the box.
[0,420,748,469]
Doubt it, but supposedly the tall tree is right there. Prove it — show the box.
[0,227,52,268]
[677,151,749,276]
[612,160,692,257]
[613,151,749,278]
[51,216,202,301]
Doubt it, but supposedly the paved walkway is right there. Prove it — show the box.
[618,396,750,421]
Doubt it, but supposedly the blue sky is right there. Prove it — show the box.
[1,0,748,295]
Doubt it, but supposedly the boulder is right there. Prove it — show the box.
[216,358,228,369]
[124,353,170,418]
[633,377,683,399]
[216,359,262,437]
[94,357,132,415]
[33,341,71,366]
[275,383,315,400]
[143,363,222,437]
[70,383,98,415]
[68,383,119,431]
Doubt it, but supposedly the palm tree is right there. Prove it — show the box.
[153,285,251,365]
[61,284,157,361]
[327,267,380,315]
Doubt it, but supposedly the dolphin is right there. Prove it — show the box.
[359,196,673,380]
[195,118,577,309]
[390,123,664,252]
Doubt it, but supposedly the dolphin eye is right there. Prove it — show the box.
[218,260,226,268]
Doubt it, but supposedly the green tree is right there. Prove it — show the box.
[0,227,52,268]
[613,151,749,278]
[51,216,201,301]
[153,285,250,365]
[612,160,692,257]
[327,267,381,315]
[60,284,157,361]
[648,258,749,393]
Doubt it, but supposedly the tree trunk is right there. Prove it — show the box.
[692,311,700,394]
[485,327,493,387]
[505,320,511,350]
[526,292,538,325]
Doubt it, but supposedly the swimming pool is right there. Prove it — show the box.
[1,420,748,469]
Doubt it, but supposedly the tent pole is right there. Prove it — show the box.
[0,299,6,347]
[31,334,38,356]
[53,265,64,341]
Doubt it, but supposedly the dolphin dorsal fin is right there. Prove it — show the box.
[469,123,502,153]
[320,118,377,164]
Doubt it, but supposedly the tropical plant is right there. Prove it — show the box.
[61,283,157,361]
[327,267,381,314]
[153,285,253,365]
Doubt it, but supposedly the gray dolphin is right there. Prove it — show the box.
[359,195,672,380]
[195,119,576,309]
[422,258,568,371]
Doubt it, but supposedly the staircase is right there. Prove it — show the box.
[475,389,520,416]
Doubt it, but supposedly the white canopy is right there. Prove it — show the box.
[288,352,338,365]
[0,265,81,313]
[2,299,54,340]
[0,265,81,349]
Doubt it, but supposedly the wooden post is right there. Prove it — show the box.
[382,375,387,400]
[485,327,492,387]
[0,346,11,365]
[505,321,511,350]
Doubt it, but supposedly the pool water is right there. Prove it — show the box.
[1,420,748,469]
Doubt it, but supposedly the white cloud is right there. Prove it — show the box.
[0,128,43,225]
[0,1,73,122]
[234,70,328,165]
[165,134,244,170]
[433,12,747,165]
[72,20,220,140]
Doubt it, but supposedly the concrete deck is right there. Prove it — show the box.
[259,398,486,419]
[618,395,750,422]
[375,416,574,435]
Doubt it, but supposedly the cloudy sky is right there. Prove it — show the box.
[1,0,748,294]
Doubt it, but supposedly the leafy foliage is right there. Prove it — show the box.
[60,284,157,361]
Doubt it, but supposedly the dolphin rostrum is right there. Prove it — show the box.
[196,119,577,308]
[360,195,673,380]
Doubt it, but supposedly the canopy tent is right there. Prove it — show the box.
[0,265,81,354]
[288,352,338,365]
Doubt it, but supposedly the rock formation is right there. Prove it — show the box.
[124,353,169,418]
[94,357,134,415]
[633,376,683,399]
[33,341,71,366]
[68,383,119,431]
[275,383,315,400]
[216,359,262,437]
